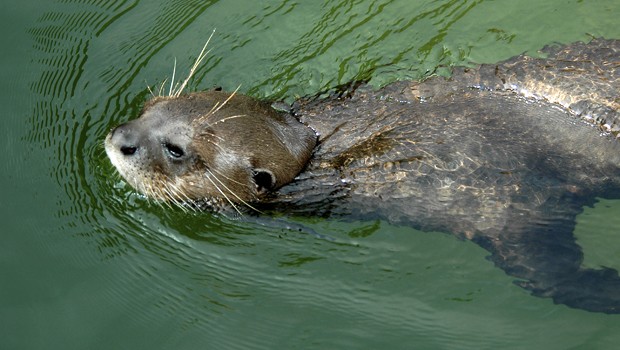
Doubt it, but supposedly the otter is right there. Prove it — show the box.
[105,38,620,313]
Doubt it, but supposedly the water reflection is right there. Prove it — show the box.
[251,0,482,98]
[23,0,620,347]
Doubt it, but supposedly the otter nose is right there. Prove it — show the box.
[120,145,138,156]
[109,123,139,156]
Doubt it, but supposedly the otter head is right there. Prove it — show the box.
[105,90,317,211]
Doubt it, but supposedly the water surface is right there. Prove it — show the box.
[2,0,620,349]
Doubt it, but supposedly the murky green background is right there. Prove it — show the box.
[2,0,620,349]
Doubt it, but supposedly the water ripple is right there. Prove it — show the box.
[21,0,620,347]
[26,0,234,328]
[250,0,483,99]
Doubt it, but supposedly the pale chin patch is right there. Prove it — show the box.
[104,136,141,191]
[104,136,126,172]
[104,136,123,171]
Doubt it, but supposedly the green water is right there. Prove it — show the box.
[2,0,620,349]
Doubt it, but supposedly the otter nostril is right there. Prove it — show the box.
[121,146,138,156]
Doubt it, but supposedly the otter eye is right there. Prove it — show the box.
[164,143,184,158]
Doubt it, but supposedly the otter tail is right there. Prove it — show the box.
[521,266,620,314]
[474,195,620,314]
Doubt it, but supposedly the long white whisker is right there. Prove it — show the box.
[209,166,249,187]
[158,78,168,97]
[197,138,229,156]
[204,172,242,215]
[162,184,181,207]
[206,169,262,214]
[208,114,249,127]
[213,86,241,113]
[169,58,177,97]
[173,29,216,97]
[171,182,194,205]
[197,130,227,144]
[164,182,190,212]
[156,192,170,210]
[196,85,242,125]
[142,182,165,210]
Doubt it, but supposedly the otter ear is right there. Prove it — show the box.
[252,169,276,194]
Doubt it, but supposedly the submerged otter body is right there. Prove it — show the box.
[105,38,620,313]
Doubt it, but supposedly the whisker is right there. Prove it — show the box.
[171,182,194,205]
[196,85,242,125]
[155,193,169,211]
[204,172,243,215]
[192,133,230,157]
[196,130,227,144]
[141,182,160,209]
[209,166,250,187]
[172,29,216,98]
[145,179,171,210]
[146,81,156,98]
[208,114,249,127]
[169,57,177,97]
[163,182,187,210]
[211,85,241,114]
[158,78,169,97]
[206,168,262,214]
